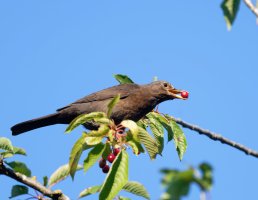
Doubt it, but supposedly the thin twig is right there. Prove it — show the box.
[173,118,258,158]
[243,0,258,18]
[0,159,70,200]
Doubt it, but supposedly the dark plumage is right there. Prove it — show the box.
[11,81,185,135]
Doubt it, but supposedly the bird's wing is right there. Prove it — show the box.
[57,83,140,111]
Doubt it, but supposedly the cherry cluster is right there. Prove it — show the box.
[99,148,120,173]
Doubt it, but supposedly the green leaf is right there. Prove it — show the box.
[6,161,31,177]
[149,112,174,142]
[84,125,110,145]
[0,137,13,152]
[126,136,145,155]
[79,185,101,198]
[138,127,159,160]
[13,146,27,156]
[194,163,213,191]
[65,112,107,133]
[123,181,150,200]
[102,143,112,160]
[43,176,48,187]
[160,169,194,200]
[10,185,28,198]
[99,150,129,200]
[107,94,120,118]
[113,74,134,84]
[137,119,148,130]
[121,120,139,140]
[83,143,105,172]
[69,134,93,179]
[118,196,132,200]
[146,113,164,154]
[221,0,240,30]
[170,120,187,161]
[49,164,83,187]
[1,151,14,158]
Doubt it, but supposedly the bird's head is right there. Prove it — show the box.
[147,81,187,101]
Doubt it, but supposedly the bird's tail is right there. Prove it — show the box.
[11,113,60,136]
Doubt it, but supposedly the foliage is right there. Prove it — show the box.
[0,74,212,200]
[221,0,241,30]
[160,163,213,200]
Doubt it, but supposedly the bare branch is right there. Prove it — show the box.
[173,118,258,158]
[0,159,70,200]
[243,0,258,18]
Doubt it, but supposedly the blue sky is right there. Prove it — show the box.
[1,1,258,199]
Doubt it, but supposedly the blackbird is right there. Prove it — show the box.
[11,81,185,135]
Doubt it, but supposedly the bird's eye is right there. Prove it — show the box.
[163,82,168,87]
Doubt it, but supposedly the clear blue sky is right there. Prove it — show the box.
[1,1,258,199]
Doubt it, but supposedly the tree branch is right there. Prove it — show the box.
[243,0,258,18]
[173,118,258,158]
[0,159,70,200]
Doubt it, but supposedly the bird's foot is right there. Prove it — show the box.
[153,105,160,113]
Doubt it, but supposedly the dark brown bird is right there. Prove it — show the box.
[11,81,185,135]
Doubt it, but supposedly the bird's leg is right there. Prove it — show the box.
[153,105,160,113]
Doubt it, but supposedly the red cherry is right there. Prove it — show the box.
[107,153,116,163]
[102,165,110,173]
[181,91,189,99]
[99,158,106,168]
[113,148,120,156]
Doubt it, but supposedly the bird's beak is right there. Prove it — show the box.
[168,88,186,100]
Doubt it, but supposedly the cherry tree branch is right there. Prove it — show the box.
[0,159,70,200]
[243,0,258,18]
[173,118,258,158]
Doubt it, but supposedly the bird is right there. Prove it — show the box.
[11,81,185,135]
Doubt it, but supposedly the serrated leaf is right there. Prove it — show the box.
[0,137,13,152]
[6,161,31,177]
[170,120,187,161]
[113,74,134,84]
[43,176,48,187]
[221,0,240,30]
[65,112,107,133]
[102,143,112,160]
[126,137,145,155]
[118,196,132,200]
[99,150,129,200]
[150,112,174,142]
[137,119,148,130]
[138,127,159,160]
[84,125,109,145]
[13,147,26,156]
[160,169,194,200]
[83,143,105,172]
[121,120,139,140]
[49,164,83,187]
[123,181,150,200]
[10,185,28,198]
[79,185,101,198]
[69,134,93,179]
[107,94,120,118]
[1,151,14,158]
[147,113,164,154]
[195,163,213,191]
